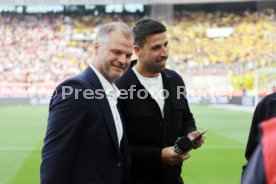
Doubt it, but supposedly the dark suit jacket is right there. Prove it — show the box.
[244,92,276,170]
[115,63,196,184]
[41,67,131,184]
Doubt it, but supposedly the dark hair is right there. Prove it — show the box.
[132,19,166,47]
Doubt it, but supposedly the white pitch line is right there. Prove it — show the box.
[210,104,254,113]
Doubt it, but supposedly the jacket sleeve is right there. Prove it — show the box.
[178,75,197,135]
[242,144,266,184]
[40,81,88,184]
[181,99,196,136]
[129,144,163,165]
[245,100,264,161]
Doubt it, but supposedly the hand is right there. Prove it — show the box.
[187,130,206,149]
[161,146,191,166]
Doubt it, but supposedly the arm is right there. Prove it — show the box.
[129,144,162,163]
[40,81,88,184]
[242,144,266,184]
[245,100,263,161]
[129,144,190,166]
[178,75,205,149]
[178,75,197,135]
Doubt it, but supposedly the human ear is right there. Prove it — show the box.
[93,42,100,55]
[134,45,142,57]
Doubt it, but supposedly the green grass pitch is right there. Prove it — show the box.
[0,105,252,184]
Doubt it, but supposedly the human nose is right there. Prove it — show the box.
[160,46,168,57]
[118,54,128,66]
[117,53,126,61]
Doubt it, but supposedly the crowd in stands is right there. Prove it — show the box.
[166,9,276,95]
[0,9,275,97]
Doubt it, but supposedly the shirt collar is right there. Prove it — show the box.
[90,65,120,99]
[133,65,161,80]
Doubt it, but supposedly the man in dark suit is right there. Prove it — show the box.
[242,118,276,184]
[243,92,276,172]
[115,19,205,184]
[40,22,134,184]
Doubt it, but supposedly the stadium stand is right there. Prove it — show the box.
[0,4,276,99]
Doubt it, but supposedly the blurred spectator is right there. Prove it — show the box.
[243,92,276,172]
[1,10,276,97]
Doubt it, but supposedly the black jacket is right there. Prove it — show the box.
[41,67,131,184]
[115,64,196,184]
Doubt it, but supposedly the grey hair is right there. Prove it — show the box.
[94,22,134,43]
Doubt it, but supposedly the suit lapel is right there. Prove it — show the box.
[97,97,120,152]
[83,67,121,154]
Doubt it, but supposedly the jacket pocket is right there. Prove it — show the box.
[171,100,186,129]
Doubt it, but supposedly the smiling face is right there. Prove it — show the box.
[135,32,169,77]
[93,30,134,83]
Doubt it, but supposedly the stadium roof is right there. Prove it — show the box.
[0,0,273,5]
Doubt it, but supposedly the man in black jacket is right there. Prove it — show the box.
[242,118,276,184]
[243,92,276,172]
[116,19,205,184]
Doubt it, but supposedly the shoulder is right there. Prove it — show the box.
[57,71,91,91]
[50,71,94,103]
[163,68,181,78]
[262,92,276,103]
[257,92,276,110]
[163,68,185,85]
[115,68,137,89]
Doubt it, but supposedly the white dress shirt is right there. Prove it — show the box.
[90,65,123,146]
